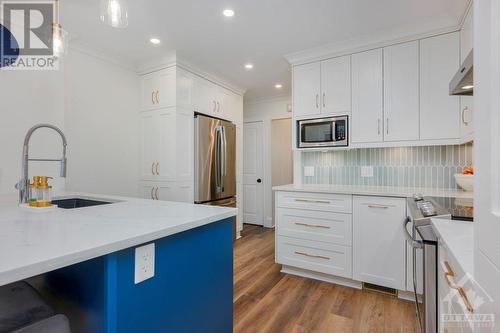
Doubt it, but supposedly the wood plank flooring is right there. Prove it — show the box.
[234,224,420,333]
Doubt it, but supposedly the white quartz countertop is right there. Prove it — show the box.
[272,184,473,199]
[0,192,237,286]
[431,218,474,275]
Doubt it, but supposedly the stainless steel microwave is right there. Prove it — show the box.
[297,115,348,148]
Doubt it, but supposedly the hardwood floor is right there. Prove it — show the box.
[234,224,420,333]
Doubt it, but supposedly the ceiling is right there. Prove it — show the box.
[60,0,469,100]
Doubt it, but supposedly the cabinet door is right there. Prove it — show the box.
[194,76,217,116]
[155,182,175,201]
[216,86,234,121]
[353,196,406,290]
[140,111,158,180]
[420,33,460,140]
[176,109,194,182]
[351,49,384,143]
[460,8,474,141]
[176,69,195,108]
[383,41,420,141]
[157,109,176,181]
[141,73,159,110]
[175,182,194,203]
[156,68,176,108]
[139,183,156,200]
[321,56,351,115]
[293,62,321,117]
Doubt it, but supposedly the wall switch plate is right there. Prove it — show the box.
[361,166,374,178]
[135,243,155,284]
[304,166,315,177]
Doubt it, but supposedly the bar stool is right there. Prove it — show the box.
[0,281,70,333]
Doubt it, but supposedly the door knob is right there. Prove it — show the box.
[257,179,262,183]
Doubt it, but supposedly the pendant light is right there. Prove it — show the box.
[100,0,128,28]
[52,0,67,58]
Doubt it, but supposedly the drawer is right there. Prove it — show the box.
[276,191,352,213]
[276,236,352,278]
[276,208,352,246]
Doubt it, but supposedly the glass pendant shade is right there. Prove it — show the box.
[100,0,128,28]
[52,23,68,58]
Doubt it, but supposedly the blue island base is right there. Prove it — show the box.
[36,219,233,333]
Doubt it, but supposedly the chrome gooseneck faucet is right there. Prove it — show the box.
[16,124,67,204]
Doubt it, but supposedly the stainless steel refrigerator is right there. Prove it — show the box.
[194,114,236,210]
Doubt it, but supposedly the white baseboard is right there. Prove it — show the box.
[281,265,362,289]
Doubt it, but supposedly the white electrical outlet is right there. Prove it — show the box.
[134,243,155,284]
[304,166,315,177]
[361,166,374,178]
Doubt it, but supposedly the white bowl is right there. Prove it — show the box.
[455,174,474,192]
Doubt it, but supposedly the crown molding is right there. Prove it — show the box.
[136,52,246,96]
[284,24,462,66]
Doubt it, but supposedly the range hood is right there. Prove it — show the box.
[450,51,473,96]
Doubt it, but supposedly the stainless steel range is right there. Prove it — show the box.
[405,195,474,333]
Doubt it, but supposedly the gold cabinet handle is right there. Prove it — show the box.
[294,222,331,229]
[155,162,159,175]
[151,91,155,104]
[155,90,160,104]
[154,187,159,200]
[295,251,330,260]
[150,187,155,200]
[295,198,330,204]
[366,204,391,209]
[443,261,474,313]
[462,107,469,125]
[151,162,155,175]
[315,94,319,108]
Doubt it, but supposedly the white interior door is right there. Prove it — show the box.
[243,121,264,226]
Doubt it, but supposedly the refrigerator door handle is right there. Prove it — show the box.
[215,126,223,193]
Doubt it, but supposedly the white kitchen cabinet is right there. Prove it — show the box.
[141,67,176,111]
[420,32,460,140]
[383,41,420,142]
[320,56,351,115]
[293,62,321,117]
[351,49,384,143]
[353,196,406,290]
[193,75,218,116]
[460,6,474,141]
[140,109,176,181]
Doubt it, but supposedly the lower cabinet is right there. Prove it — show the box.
[352,196,407,290]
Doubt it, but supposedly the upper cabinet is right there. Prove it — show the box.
[293,62,322,117]
[383,41,420,142]
[293,56,351,118]
[460,6,474,141]
[351,49,384,143]
[321,56,351,115]
[419,32,460,140]
[141,67,176,111]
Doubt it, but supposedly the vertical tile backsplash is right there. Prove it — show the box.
[302,144,473,189]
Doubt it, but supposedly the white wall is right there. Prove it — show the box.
[0,65,65,195]
[243,95,292,227]
[64,49,139,196]
[0,48,139,198]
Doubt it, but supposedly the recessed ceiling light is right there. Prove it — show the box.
[275,84,283,89]
[223,9,235,17]
[150,38,161,45]
[245,63,253,70]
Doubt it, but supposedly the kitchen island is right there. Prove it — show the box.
[0,193,237,333]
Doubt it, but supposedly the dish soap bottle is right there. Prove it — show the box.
[28,176,41,207]
[37,176,53,207]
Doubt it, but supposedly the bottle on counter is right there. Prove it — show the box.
[28,176,41,207]
[37,176,53,207]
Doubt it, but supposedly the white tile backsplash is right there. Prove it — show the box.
[302,144,473,189]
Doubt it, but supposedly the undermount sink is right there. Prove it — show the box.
[52,198,113,209]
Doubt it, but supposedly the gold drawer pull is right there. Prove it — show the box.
[295,199,331,204]
[367,204,390,209]
[443,260,474,313]
[294,251,330,260]
[294,222,331,229]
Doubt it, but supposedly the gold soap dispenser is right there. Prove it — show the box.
[28,176,41,207]
[37,176,53,207]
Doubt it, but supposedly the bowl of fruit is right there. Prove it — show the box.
[455,166,474,192]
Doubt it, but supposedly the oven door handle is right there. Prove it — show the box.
[404,217,423,249]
